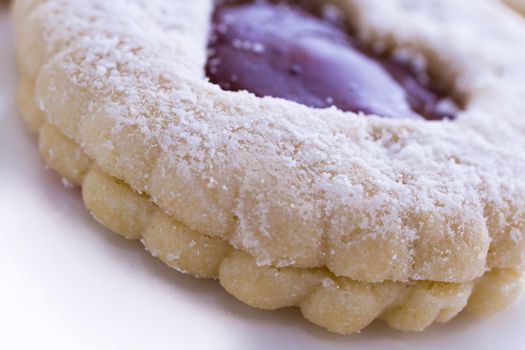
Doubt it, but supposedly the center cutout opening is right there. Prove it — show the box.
[206,0,460,120]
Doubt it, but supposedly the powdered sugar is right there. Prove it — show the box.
[17,0,525,282]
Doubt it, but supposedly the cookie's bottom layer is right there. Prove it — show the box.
[17,79,525,335]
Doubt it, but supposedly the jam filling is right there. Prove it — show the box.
[206,1,458,120]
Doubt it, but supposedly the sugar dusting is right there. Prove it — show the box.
[23,0,525,280]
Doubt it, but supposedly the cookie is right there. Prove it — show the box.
[13,0,525,334]
[504,0,525,15]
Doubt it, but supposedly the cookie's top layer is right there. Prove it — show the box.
[13,0,525,283]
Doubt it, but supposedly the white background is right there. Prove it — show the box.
[1,4,524,350]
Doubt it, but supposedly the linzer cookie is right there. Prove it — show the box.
[13,0,525,334]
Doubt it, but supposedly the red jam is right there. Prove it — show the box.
[206,1,457,120]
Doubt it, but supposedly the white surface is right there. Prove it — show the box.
[1,5,524,350]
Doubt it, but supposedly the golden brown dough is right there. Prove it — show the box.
[13,0,525,334]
